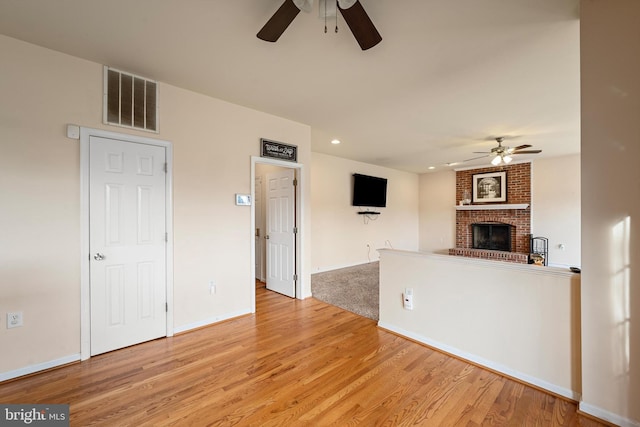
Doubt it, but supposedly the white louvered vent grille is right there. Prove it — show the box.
[103,66,158,132]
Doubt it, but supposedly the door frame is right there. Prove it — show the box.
[250,156,304,311]
[79,127,174,361]
[254,175,265,282]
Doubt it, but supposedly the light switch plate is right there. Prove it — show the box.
[66,124,80,139]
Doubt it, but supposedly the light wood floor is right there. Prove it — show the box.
[0,284,607,426]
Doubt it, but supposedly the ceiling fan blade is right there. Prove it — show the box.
[512,150,542,154]
[338,0,382,50]
[462,154,491,162]
[512,144,532,150]
[257,0,302,42]
[447,155,488,166]
[472,151,491,154]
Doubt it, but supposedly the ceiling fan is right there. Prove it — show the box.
[257,0,382,50]
[456,137,542,166]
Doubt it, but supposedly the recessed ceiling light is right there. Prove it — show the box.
[331,139,341,145]
[428,166,435,170]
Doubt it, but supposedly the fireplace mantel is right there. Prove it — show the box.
[455,203,529,211]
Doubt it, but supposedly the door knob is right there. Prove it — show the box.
[93,253,105,261]
[265,235,270,240]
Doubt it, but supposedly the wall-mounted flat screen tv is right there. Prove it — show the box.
[352,173,388,207]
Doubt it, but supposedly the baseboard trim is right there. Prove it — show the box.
[313,260,379,274]
[378,322,580,402]
[173,309,252,335]
[1,310,252,382]
[0,354,81,383]
[579,402,640,427]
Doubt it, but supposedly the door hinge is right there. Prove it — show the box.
[165,232,168,242]
[166,302,168,312]
[293,178,298,186]
[293,227,298,234]
[293,274,298,281]
[163,163,168,173]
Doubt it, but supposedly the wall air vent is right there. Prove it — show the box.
[103,66,158,132]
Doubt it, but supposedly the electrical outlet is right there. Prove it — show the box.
[403,292,413,310]
[209,281,216,295]
[7,312,23,328]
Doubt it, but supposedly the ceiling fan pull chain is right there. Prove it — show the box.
[335,1,339,33]
[324,0,328,33]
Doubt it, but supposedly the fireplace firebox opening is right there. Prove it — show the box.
[472,222,513,252]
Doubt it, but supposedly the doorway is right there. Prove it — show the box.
[251,157,302,308]
[80,128,174,360]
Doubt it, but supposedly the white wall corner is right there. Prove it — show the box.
[578,402,640,427]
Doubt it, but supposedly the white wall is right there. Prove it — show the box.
[379,249,581,400]
[531,154,581,268]
[580,1,640,425]
[310,152,419,272]
[418,170,456,252]
[0,35,311,377]
[164,86,312,329]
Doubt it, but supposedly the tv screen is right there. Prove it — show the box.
[352,174,388,207]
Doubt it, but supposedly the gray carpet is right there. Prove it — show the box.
[311,262,379,321]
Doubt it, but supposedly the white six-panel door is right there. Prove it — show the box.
[265,169,296,298]
[89,136,167,355]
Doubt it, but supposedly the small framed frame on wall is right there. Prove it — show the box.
[472,171,506,203]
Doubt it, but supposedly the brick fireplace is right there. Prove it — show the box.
[449,162,531,263]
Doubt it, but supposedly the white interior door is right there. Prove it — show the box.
[266,169,296,298]
[89,136,167,356]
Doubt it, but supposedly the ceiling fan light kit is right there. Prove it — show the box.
[317,0,357,18]
[491,153,513,166]
[293,0,313,13]
[257,0,382,50]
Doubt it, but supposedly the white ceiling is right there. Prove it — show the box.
[0,0,581,173]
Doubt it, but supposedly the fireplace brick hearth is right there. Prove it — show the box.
[448,247,529,263]
[451,162,531,263]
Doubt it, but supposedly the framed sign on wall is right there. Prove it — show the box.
[260,138,297,162]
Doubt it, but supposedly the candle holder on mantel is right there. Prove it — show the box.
[462,189,471,205]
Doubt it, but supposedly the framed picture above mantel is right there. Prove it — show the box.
[472,171,506,203]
